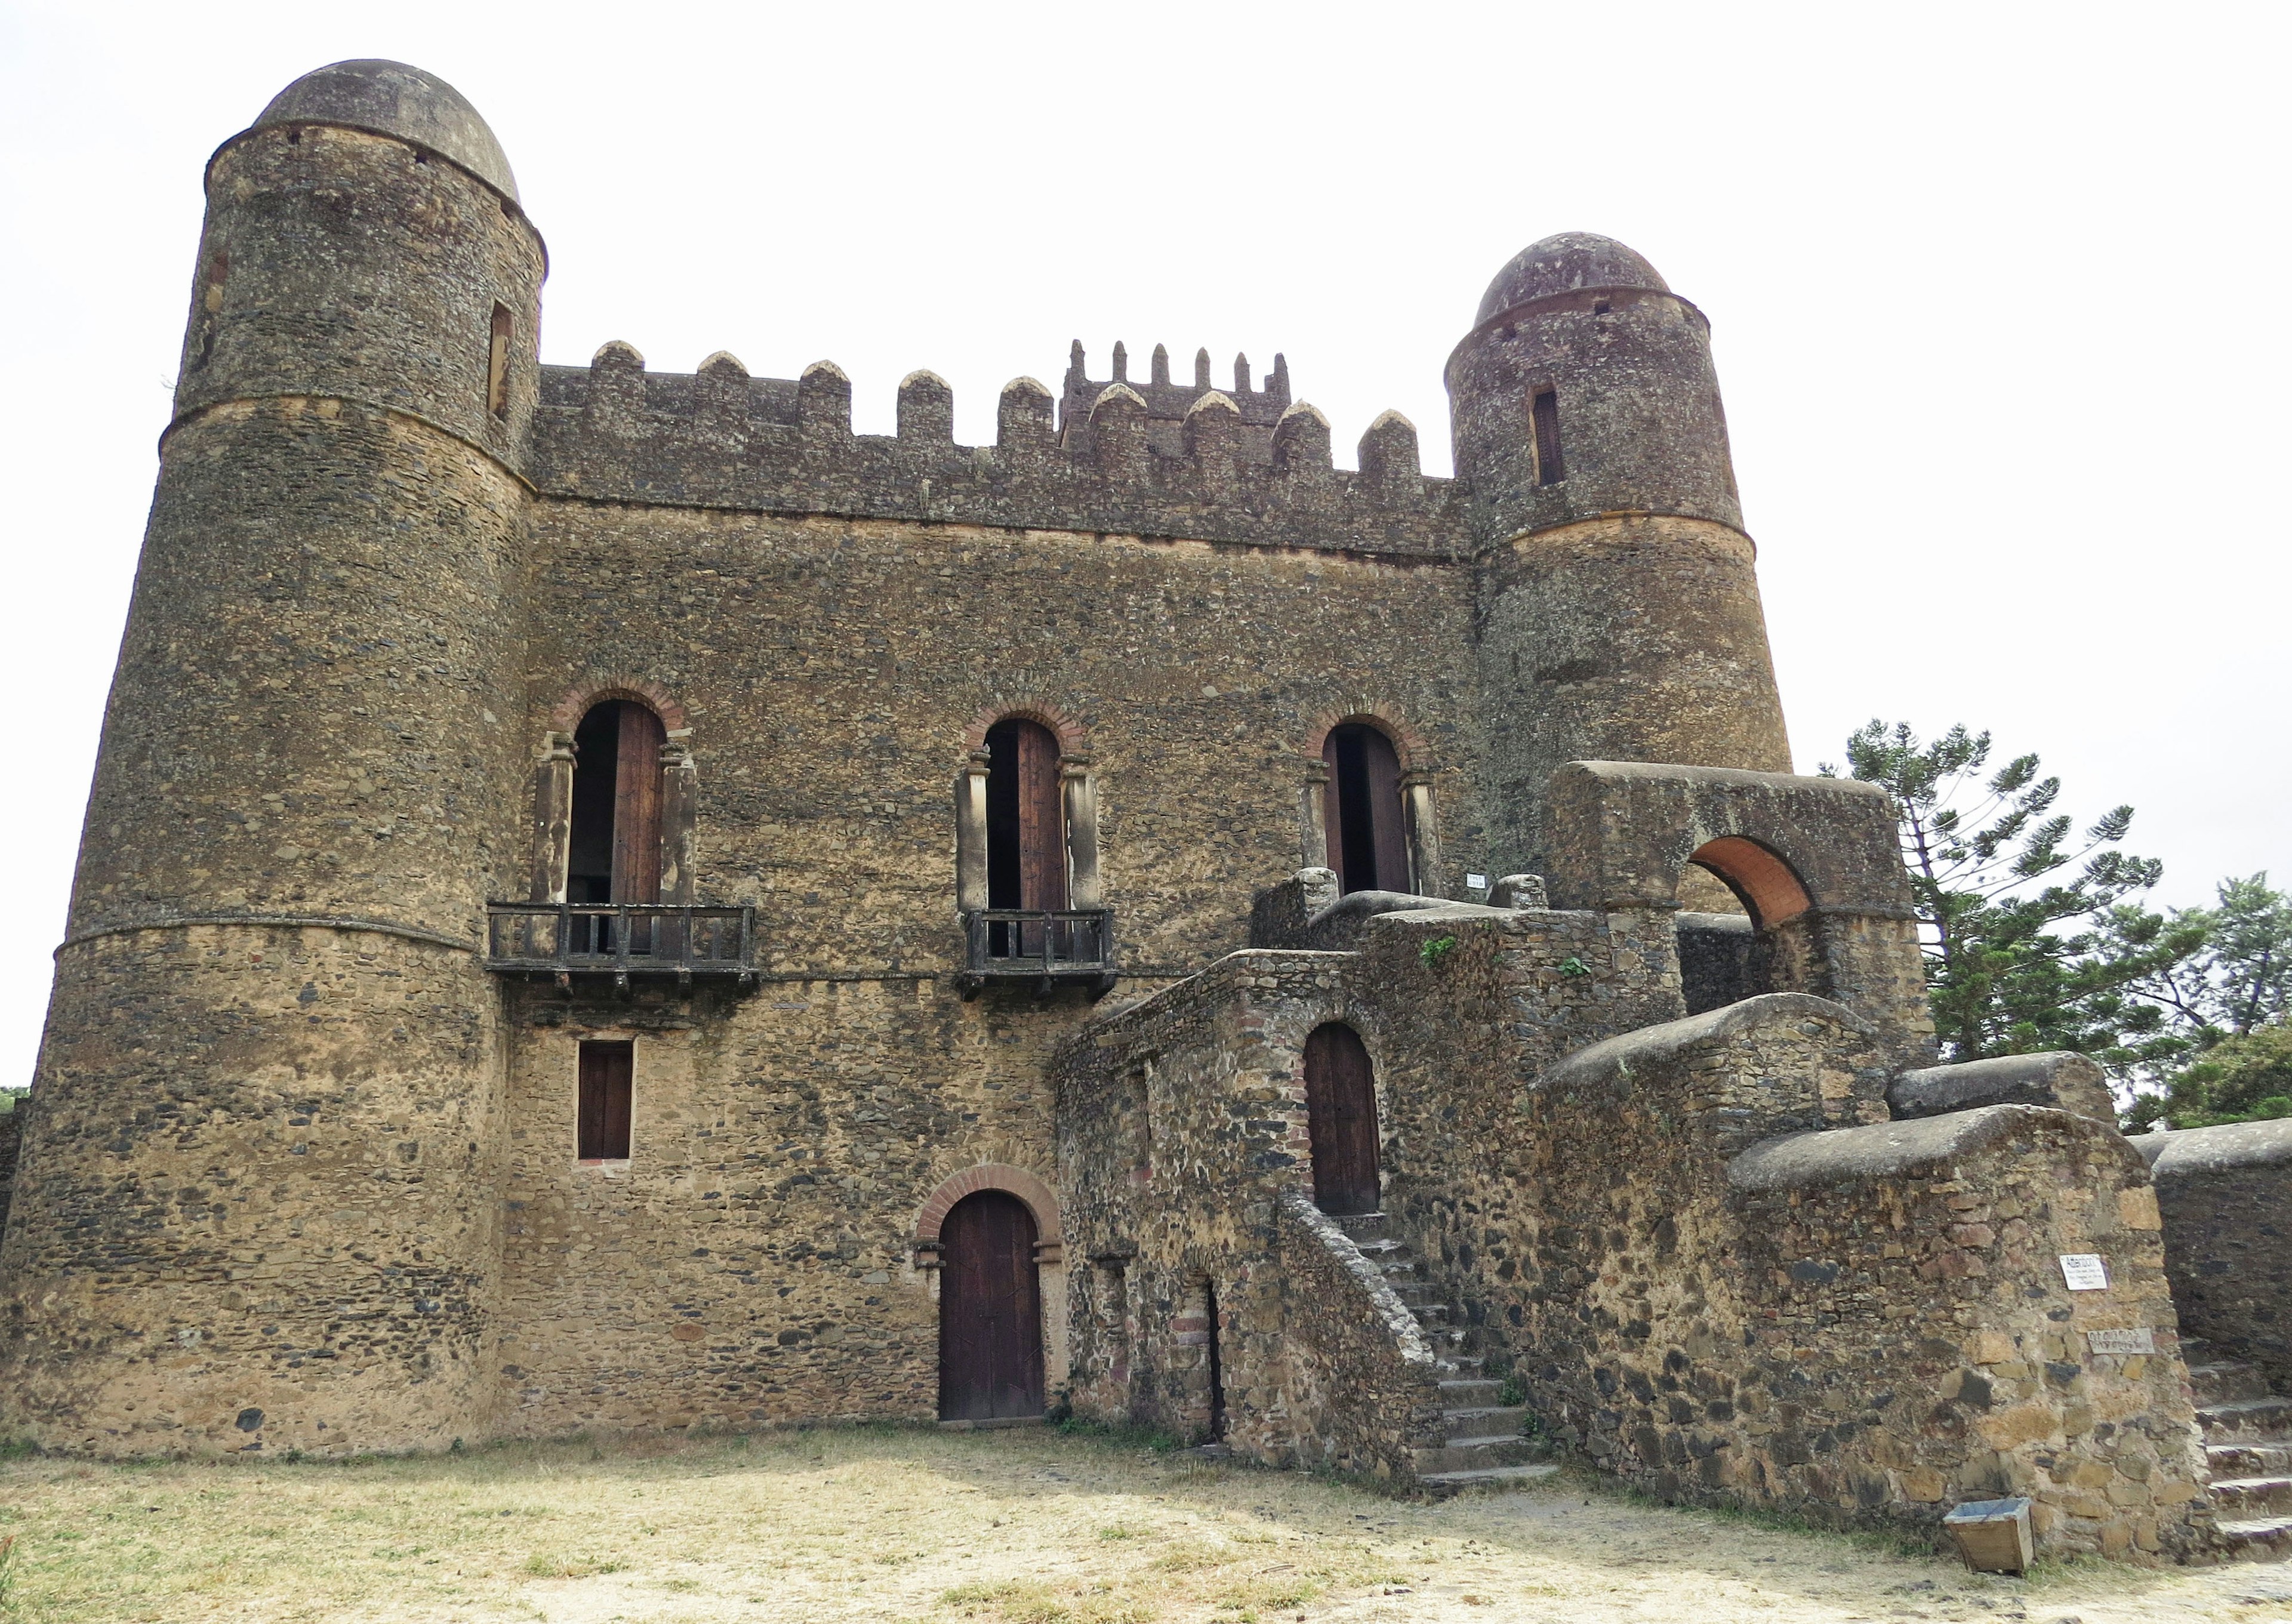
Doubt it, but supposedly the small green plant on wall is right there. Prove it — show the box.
[1419,935,1458,969]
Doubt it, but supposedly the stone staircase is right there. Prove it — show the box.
[2188,1336,2292,1560]
[1333,1212,1555,1495]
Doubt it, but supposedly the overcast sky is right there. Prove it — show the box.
[1,1,2285,1086]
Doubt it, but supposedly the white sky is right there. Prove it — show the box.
[1,1,2285,1086]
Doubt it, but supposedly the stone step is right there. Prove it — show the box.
[2192,1361,2275,1407]
[1413,1437,1548,1474]
[1333,1212,1390,1243]
[1438,1379,1505,1406]
[1440,1404,1534,1432]
[2213,1442,2292,1477]
[2217,1517,2292,1561]
[1419,1463,1560,1496]
[2202,1398,2292,1442]
[2211,1477,2292,1517]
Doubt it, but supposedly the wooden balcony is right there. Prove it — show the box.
[958,908,1116,998]
[486,903,756,990]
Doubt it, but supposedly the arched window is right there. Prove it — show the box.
[1304,1022,1380,1215]
[568,699,667,905]
[1323,723,1408,895]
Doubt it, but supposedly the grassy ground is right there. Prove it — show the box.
[0,1425,2281,1623]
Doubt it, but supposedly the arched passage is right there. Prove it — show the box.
[938,1189,1046,1421]
[1678,836,1817,1015]
[1304,1022,1381,1215]
[1322,723,1408,895]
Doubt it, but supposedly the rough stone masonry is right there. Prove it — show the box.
[3,56,2286,1567]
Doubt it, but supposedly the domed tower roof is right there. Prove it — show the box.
[249,60,518,201]
[1474,233,1668,325]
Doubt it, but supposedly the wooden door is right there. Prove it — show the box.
[1323,725,1409,895]
[938,1191,1045,1420]
[1305,1022,1380,1215]
[611,702,666,905]
[1015,722,1066,913]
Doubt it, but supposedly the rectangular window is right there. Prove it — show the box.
[577,1040,633,1160]
[1531,387,1564,486]
[488,302,514,420]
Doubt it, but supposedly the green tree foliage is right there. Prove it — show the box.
[1837,720,2292,1130]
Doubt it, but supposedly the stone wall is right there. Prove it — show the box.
[2137,1119,2292,1395]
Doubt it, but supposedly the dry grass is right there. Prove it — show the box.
[0,1425,2278,1623]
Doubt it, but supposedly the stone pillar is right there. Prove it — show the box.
[1062,753,1101,909]
[955,748,993,913]
[1299,758,1330,871]
[660,729,698,906]
[531,731,575,903]
[1401,769,1441,898]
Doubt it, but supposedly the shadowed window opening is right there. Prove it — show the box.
[1323,723,1407,895]
[986,717,1065,954]
[1677,837,1816,1016]
[1305,1021,1380,1216]
[938,1190,1045,1422]
[1532,388,1564,486]
[488,303,513,419]
[568,701,665,907]
[1205,1280,1227,1440]
[577,1040,632,1161]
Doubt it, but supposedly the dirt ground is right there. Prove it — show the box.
[0,1426,2284,1623]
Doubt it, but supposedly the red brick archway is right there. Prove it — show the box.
[549,676,689,735]
[1687,836,1813,927]
[914,1163,1062,1249]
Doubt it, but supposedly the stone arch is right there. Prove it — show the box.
[550,676,689,735]
[1686,834,1812,928]
[914,1162,1062,1250]
[1300,701,1430,771]
[961,699,1090,758]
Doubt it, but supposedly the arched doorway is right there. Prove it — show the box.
[1323,723,1407,895]
[985,716,1066,956]
[1304,1022,1380,1215]
[938,1190,1045,1421]
[1677,836,1816,1015]
[569,699,666,905]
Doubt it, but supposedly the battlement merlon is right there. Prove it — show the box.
[529,346,1460,558]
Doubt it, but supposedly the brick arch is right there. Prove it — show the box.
[1301,702,1431,771]
[549,676,690,735]
[962,700,1090,757]
[914,1163,1062,1246]
[1687,834,1813,927]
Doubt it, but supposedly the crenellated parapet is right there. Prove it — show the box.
[528,344,1461,556]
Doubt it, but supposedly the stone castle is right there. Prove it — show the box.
[4,58,2288,1564]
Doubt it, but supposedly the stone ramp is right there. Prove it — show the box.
[1332,1212,1556,1495]
[2190,1337,2292,1561]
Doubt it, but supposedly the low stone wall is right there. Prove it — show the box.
[1891,1053,2117,1126]
[2137,1118,2292,1395]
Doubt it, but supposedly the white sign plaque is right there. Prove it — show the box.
[2086,1327,2154,1356]
[2058,1253,2111,1292]
[1466,873,1490,890]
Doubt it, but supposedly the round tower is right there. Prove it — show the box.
[0,63,543,1453]
[1449,233,1792,873]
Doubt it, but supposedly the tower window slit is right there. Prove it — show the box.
[488,302,513,420]
[1532,387,1564,486]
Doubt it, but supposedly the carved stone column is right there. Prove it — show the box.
[955,747,993,913]
[531,731,576,902]
[1401,768,1441,898]
[660,728,698,905]
[1062,752,1101,909]
[1299,757,1330,871]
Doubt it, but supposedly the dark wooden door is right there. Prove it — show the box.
[1305,1022,1380,1215]
[938,1191,1045,1421]
[1323,724,1409,895]
[611,702,666,905]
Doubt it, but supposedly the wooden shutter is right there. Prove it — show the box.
[1532,388,1564,486]
[1320,732,1350,889]
[611,704,666,904]
[1015,720,1067,911]
[578,1040,634,1160]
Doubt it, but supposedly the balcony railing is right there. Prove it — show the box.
[958,908,1116,998]
[486,903,756,988]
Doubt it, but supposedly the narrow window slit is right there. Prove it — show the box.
[577,1040,633,1161]
[1532,388,1564,486]
[488,302,513,420]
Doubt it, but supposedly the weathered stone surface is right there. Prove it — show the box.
[2137,1120,2292,1396]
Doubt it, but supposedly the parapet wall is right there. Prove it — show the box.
[528,349,1462,556]
[2138,1119,2292,1395]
